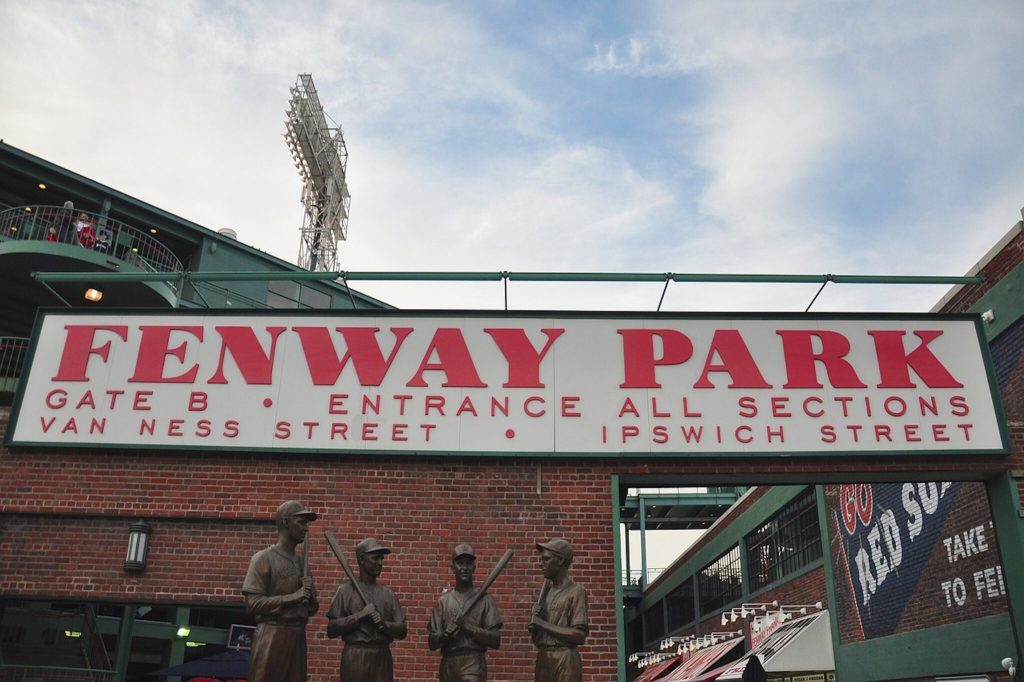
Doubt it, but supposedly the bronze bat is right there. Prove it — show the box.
[454,549,514,626]
[302,535,309,578]
[324,530,372,608]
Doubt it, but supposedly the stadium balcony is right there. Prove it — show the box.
[0,205,182,336]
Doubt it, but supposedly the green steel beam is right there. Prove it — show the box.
[622,493,739,508]
[32,270,986,286]
[612,475,627,682]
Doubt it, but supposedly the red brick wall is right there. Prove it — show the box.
[2,377,1021,682]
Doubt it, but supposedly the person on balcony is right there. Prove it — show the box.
[74,213,96,248]
[93,230,110,253]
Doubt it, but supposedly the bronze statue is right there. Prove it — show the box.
[529,538,588,682]
[242,500,319,682]
[427,544,505,681]
[326,538,407,681]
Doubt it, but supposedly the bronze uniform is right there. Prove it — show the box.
[428,589,503,681]
[532,579,588,682]
[242,545,318,682]
[327,581,407,682]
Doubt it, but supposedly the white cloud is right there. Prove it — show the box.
[0,0,1020,314]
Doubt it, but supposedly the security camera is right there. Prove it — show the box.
[1002,657,1016,677]
[981,309,995,324]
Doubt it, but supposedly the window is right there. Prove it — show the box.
[665,577,695,631]
[745,488,822,592]
[698,546,742,614]
[643,599,665,643]
[267,280,332,309]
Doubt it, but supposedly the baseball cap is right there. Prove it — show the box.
[276,500,318,522]
[356,537,391,556]
[452,543,476,559]
[536,538,573,563]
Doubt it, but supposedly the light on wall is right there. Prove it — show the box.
[84,287,103,302]
[123,521,151,572]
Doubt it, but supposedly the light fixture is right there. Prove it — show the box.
[24,207,32,212]
[176,626,191,638]
[149,228,158,234]
[185,641,206,648]
[64,630,82,638]
[84,287,103,302]
[123,521,151,572]
[38,183,47,190]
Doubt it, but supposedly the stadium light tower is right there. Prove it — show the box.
[284,74,351,272]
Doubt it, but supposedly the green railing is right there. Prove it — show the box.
[0,337,29,395]
[0,206,183,275]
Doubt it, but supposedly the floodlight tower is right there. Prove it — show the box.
[283,74,351,272]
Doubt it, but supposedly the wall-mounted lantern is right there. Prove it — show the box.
[124,521,151,572]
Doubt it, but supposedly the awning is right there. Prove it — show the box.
[634,654,683,682]
[715,611,834,680]
[661,637,744,682]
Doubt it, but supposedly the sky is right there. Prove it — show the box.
[2,0,1023,315]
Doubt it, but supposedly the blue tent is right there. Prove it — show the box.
[148,649,248,679]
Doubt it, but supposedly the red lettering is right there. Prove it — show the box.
[738,396,757,418]
[869,330,963,388]
[455,397,478,416]
[803,397,824,417]
[329,394,349,415]
[621,425,640,442]
[52,325,128,381]
[75,391,95,410]
[362,395,381,415]
[167,419,184,437]
[392,424,408,441]
[693,330,771,388]
[619,329,693,388]
[129,326,203,383]
[484,328,564,387]
[425,395,446,416]
[207,326,286,384]
[362,423,378,441]
[133,391,153,411]
[778,330,867,388]
[45,389,68,409]
[195,419,212,437]
[771,396,791,417]
[407,328,487,387]
[561,396,581,418]
[618,397,640,418]
[293,326,412,386]
[735,426,753,443]
[652,425,668,444]
[949,395,969,417]
[524,396,545,417]
[188,392,208,412]
[932,424,949,441]
[223,420,239,438]
[820,425,837,443]
[275,421,292,439]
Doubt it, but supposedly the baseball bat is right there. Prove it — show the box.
[324,530,371,607]
[456,549,514,621]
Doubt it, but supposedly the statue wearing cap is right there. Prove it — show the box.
[326,538,407,682]
[529,538,588,682]
[427,543,504,682]
[241,501,319,682]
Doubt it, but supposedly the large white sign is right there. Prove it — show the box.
[6,312,1007,455]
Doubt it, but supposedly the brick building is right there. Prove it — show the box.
[624,218,1024,681]
[0,143,1021,682]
